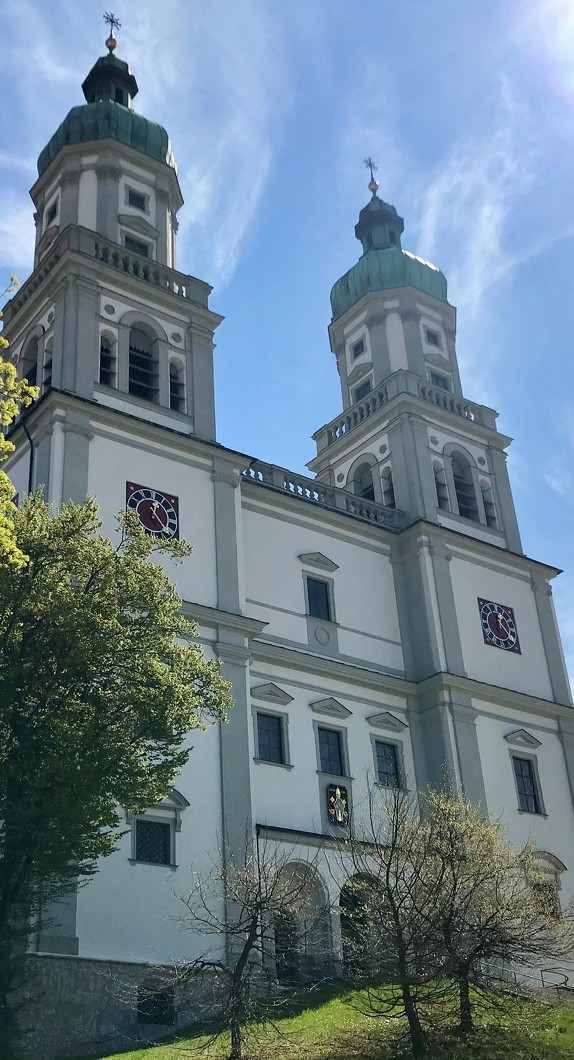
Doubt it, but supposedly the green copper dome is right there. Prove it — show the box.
[330,192,447,320]
[37,50,177,177]
[37,101,177,176]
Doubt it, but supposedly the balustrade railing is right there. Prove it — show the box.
[243,460,408,530]
[313,371,497,454]
[418,381,485,424]
[4,225,211,322]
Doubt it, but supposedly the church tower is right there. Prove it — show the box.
[309,168,521,555]
[2,25,222,510]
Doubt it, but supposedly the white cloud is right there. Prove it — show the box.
[0,193,36,272]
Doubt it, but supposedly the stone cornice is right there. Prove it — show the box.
[181,600,267,640]
[416,670,573,719]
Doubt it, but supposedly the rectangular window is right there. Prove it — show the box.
[307,577,331,621]
[135,819,171,864]
[425,328,442,348]
[353,379,372,403]
[375,741,400,787]
[45,200,58,227]
[256,712,284,764]
[318,727,344,776]
[128,188,147,211]
[430,371,450,391]
[351,337,365,359]
[124,235,150,257]
[513,756,542,814]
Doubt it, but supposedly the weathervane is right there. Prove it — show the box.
[364,156,380,197]
[104,11,121,52]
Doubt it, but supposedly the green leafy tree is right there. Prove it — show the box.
[0,278,39,569]
[0,494,232,1057]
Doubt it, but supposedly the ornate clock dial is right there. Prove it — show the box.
[126,482,179,540]
[477,598,520,653]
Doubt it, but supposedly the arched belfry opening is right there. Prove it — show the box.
[128,326,158,403]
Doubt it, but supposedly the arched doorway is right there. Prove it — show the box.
[273,864,331,982]
[339,874,378,977]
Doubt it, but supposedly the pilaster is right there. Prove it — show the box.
[189,327,216,441]
[61,411,93,504]
[530,577,573,706]
[487,447,522,553]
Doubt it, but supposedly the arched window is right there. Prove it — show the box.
[21,337,39,389]
[532,852,567,920]
[354,462,375,501]
[273,864,331,981]
[381,467,396,509]
[480,480,497,528]
[169,361,185,412]
[433,461,450,511]
[128,327,158,402]
[43,339,53,391]
[99,335,116,388]
[451,454,479,521]
[339,874,380,976]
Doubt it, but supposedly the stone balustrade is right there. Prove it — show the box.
[4,224,211,321]
[313,370,498,453]
[242,460,409,530]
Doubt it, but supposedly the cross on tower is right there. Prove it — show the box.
[104,12,121,36]
[364,157,378,182]
[364,156,379,197]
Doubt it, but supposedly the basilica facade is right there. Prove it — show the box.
[3,35,574,1059]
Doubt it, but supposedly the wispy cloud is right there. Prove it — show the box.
[416,79,535,318]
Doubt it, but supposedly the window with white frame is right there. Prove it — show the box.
[317,726,345,776]
[129,789,188,868]
[351,337,366,360]
[374,740,401,787]
[306,576,332,622]
[381,467,396,509]
[44,197,59,229]
[433,461,450,510]
[256,711,287,765]
[99,334,116,387]
[21,336,39,389]
[512,756,544,815]
[353,379,372,403]
[124,234,151,258]
[169,361,185,412]
[354,462,375,501]
[127,187,148,212]
[424,327,442,348]
[429,370,450,391]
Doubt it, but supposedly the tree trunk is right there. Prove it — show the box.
[458,973,473,1033]
[229,1019,242,1060]
[397,955,426,1057]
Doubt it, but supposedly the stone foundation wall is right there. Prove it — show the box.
[18,954,207,1060]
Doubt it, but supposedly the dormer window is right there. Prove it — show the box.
[351,337,365,360]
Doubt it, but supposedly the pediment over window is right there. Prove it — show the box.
[504,728,541,749]
[298,552,339,573]
[347,362,372,388]
[251,682,293,705]
[118,213,159,239]
[367,711,407,733]
[310,697,352,718]
[425,352,451,370]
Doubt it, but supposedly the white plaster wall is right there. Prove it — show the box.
[76,724,225,963]
[242,504,403,669]
[87,431,218,607]
[475,705,574,904]
[449,556,553,699]
[249,664,413,837]
[5,450,30,499]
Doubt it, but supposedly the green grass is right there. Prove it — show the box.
[77,984,574,1060]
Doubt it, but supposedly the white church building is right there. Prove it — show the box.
[3,32,574,1058]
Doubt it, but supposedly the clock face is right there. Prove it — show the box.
[126,482,179,540]
[477,598,521,653]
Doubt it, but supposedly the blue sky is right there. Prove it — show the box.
[1,0,574,680]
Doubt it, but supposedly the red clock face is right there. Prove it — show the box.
[126,483,179,539]
[478,599,521,653]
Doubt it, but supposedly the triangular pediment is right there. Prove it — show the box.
[347,362,372,387]
[118,213,160,239]
[251,682,293,706]
[298,552,339,573]
[310,697,352,718]
[425,352,451,370]
[367,711,407,733]
[504,729,541,749]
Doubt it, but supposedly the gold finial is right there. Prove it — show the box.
[364,156,379,197]
[104,11,121,52]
